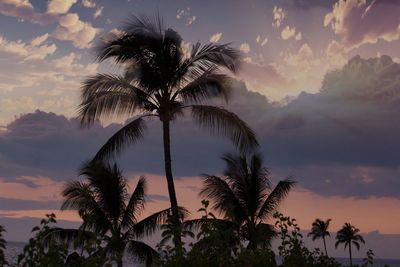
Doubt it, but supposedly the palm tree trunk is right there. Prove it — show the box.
[162,120,183,252]
[323,237,328,257]
[349,244,352,267]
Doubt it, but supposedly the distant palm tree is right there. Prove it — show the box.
[49,162,175,267]
[335,223,365,267]
[0,225,7,266]
[78,15,258,249]
[200,152,295,250]
[308,218,331,257]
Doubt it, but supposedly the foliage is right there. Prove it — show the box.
[200,153,295,251]
[46,161,171,267]
[0,225,7,266]
[274,212,341,267]
[17,214,68,267]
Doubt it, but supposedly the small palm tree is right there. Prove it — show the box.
[49,161,174,267]
[335,223,365,267]
[200,152,295,250]
[308,218,331,257]
[79,14,258,249]
[0,225,7,266]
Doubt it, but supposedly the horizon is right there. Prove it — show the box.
[1,0,400,263]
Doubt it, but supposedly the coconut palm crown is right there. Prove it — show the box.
[308,218,331,257]
[200,152,295,250]
[78,15,258,249]
[49,161,176,267]
[335,222,365,267]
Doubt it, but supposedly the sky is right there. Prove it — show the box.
[1,0,400,259]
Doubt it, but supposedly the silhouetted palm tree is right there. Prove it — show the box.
[0,225,7,266]
[308,218,331,257]
[200,152,295,250]
[335,223,365,267]
[78,15,258,249]
[49,162,174,267]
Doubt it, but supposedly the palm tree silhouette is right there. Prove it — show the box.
[200,152,295,250]
[307,218,331,257]
[335,223,365,267]
[78,15,258,249]
[49,161,176,267]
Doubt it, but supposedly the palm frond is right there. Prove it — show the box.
[121,176,147,228]
[257,179,296,221]
[130,208,172,239]
[179,69,231,103]
[61,180,112,233]
[79,74,155,125]
[127,240,159,267]
[42,228,96,248]
[92,116,148,162]
[189,105,258,153]
[200,175,245,222]
[187,42,241,74]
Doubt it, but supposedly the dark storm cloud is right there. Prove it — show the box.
[1,55,400,198]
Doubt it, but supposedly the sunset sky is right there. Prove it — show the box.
[1,0,400,259]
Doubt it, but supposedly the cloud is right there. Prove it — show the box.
[0,35,97,122]
[272,6,285,28]
[256,35,268,47]
[209,32,222,43]
[1,56,400,199]
[0,34,56,61]
[81,0,96,8]
[0,0,58,25]
[239,43,250,53]
[324,0,400,50]
[93,6,103,18]
[281,25,302,41]
[52,13,101,48]
[47,0,77,14]
[176,7,196,26]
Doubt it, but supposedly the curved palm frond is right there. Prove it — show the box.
[178,68,231,103]
[189,105,258,153]
[121,176,147,228]
[200,175,246,222]
[61,180,112,233]
[92,116,149,162]
[186,42,241,75]
[257,179,296,221]
[42,228,96,248]
[79,74,155,125]
[127,240,159,267]
[130,207,173,239]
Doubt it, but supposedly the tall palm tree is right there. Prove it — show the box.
[335,223,365,267]
[49,161,175,267]
[200,152,295,250]
[307,218,331,257]
[78,15,258,249]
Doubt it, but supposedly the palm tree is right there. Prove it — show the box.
[48,161,175,267]
[0,225,7,266]
[78,15,258,249]
[200,152,295,250]
[307,218,331,257]
[335,223,365,267]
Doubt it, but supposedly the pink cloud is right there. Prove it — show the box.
[324,0,400,50]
